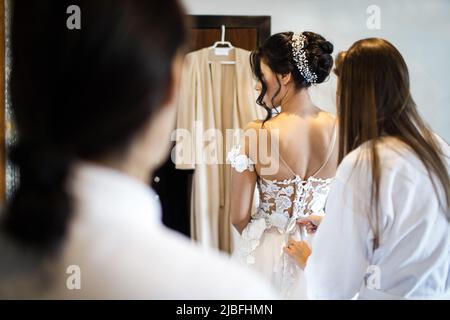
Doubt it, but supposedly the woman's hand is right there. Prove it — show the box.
[283,239,311,269]
[297,214,324,234]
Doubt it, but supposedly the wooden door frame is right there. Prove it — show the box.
[188,15,271,48]
[0,0,5,202]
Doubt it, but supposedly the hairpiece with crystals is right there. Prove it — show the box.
[291,32,318,84]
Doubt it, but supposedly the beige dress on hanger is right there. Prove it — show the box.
[175,47,265,253]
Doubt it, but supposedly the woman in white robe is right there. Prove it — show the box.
[285,38,450,299]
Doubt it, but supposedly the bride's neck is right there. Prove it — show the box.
[279,87,316,116]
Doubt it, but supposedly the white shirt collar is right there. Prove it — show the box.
[68,161,162,226]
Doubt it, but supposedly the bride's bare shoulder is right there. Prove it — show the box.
[317,109,336,121]
[314,110,336,129]
[244,119,265,131]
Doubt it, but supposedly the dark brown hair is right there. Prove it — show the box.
[250,31,334,123]
[335,38,450,248]
[3,0,187,256]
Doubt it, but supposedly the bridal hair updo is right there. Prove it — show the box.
[250,31,334,122]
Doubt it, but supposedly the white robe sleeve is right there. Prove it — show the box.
[306,138,450,299]
[304,155,374,299]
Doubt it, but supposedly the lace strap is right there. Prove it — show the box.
[277,152,297,177]
[310,122,337,177]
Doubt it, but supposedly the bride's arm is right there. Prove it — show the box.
[230,168,257,234]
[229,122,259,234]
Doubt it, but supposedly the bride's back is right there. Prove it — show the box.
[252,109,338,181]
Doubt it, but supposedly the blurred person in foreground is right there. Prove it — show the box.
[0,0,277,299]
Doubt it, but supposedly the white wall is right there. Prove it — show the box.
[182,0,450,141]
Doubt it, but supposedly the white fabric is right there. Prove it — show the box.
[305,136,450,300]
[228,146,333,298]
[45,161,278,299]
[227,145,255,173]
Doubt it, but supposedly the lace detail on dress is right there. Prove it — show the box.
[240,176,332,297]
[256,176,333,219]
[232,152,334,296]
[231,122,337,297]
[227,145,255,173]
[240,176,333,258]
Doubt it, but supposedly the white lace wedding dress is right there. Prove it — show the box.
[228,127,336,299]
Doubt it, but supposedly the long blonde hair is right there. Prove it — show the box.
[335,38,450,249]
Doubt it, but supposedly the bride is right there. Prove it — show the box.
[228,31,338,298]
